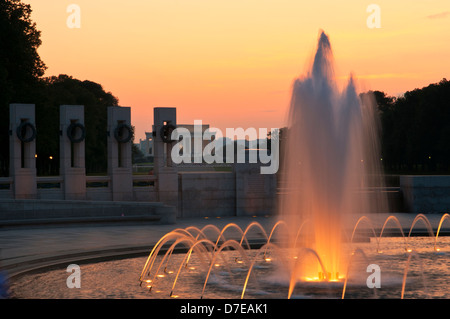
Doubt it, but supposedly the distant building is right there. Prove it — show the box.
[138,132,154,157]
[138,123,211,161]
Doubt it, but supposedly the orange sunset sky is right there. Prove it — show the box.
[26,0,450,140]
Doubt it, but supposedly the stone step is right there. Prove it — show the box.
[0,199,177,227]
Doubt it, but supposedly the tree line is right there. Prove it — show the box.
[1,0,449,176]
[0,0,123,176]
[372,78,450,174]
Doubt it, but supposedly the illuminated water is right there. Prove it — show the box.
[279,30,387,283]
[9,236,450,299]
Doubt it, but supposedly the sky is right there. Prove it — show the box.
[26,0,450,141]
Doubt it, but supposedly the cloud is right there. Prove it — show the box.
[426,11,450,19]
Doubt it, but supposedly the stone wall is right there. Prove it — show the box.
[178,172,236,218]
[235,163,277,216]
[400,175,450,213]
[177,164,277,218]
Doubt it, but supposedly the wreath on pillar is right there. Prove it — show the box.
[16,121,36,143]
[67,122,86,143]
[160,123,176,143]
[114,123,133,143]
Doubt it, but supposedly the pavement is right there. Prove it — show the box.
[1,213,449,279]
[0,216,278,279]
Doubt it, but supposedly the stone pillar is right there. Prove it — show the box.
[153,107,178,210]
[60,105,86,200]
[107,106,133,201]
[9,104,37,199]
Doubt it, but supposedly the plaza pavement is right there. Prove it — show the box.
[0,213,448,279]
[0,215,276,278]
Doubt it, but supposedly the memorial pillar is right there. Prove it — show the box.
[153,107,178,210]
[9,104,37,199]
[107,106,133,201]
[60,105,86,199]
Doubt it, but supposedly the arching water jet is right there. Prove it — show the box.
[435,213,450,252]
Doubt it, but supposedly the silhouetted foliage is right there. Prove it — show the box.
[372,78,450,173]
[36,75,119,175]
[0,1,120,175]
[0,0,47,175]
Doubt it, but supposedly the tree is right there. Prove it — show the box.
[373,79,450,173]
[0,1,128,176]
[38,75,119,174]
[365,90,398,170]
[0,0,47,175]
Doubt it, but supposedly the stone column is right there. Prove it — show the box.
[9,104,37,199]
[153,107,178,211]
[60,105,86,200]
[107,106,133,201]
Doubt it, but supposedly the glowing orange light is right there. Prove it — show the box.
[313,271,342,282]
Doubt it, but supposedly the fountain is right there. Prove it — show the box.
[8,212,449,298]
[278,30,388,284]
[7,31,450,300]
[135,213,449,299]
[135,31,448,299]
[136,31,450,299]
